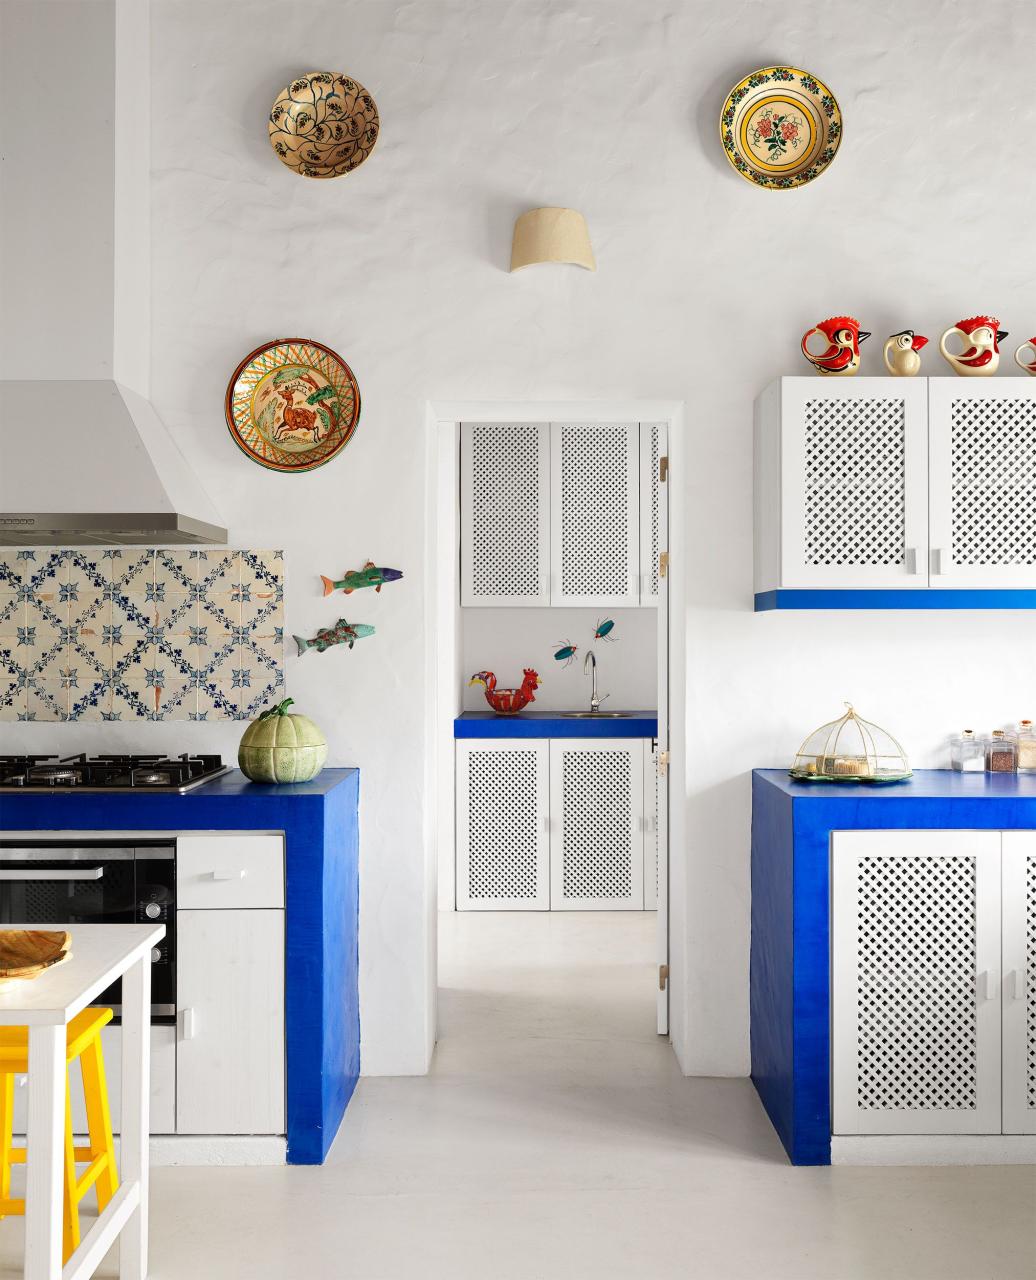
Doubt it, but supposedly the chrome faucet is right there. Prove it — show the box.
[583,650,609,713]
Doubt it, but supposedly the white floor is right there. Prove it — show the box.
[2,911,1035,1278]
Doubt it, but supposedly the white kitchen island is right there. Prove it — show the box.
[0,924,164,1280]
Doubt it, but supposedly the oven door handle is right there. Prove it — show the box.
[0,867,104,881]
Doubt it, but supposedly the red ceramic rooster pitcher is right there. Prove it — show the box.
[800,316,870,376]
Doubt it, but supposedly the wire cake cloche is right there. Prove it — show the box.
[789,703,912,784]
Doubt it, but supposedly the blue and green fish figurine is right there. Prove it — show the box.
[321,561,403,596]
[553,641,578,668]
[294,619,375,655]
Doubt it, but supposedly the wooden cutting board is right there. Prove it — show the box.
[0,929,72,980]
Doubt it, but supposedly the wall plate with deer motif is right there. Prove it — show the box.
[225,339,361,473]
[719,66,842,191]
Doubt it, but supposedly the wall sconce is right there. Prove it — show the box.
[509,207,596,273]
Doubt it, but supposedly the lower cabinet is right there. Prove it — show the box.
[176,908,285,1135]
[832,829,1035,1137]
[456,738,651,910]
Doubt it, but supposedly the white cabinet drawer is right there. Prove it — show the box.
[177,835,284,909]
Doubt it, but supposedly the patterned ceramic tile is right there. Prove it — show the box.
[9,549,283,721]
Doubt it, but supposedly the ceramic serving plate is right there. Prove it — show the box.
[0,929,71,983]
[720,66,842,190]
[268,71,379,179]
[225,339,361,473]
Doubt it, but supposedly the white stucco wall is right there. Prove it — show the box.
[7,0,1036,1078]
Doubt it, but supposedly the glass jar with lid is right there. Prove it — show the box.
[1017,720,1036,773]
[951,730,985,773]
[986,729,1017,773]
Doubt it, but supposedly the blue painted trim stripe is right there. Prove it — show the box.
[454,714,657,739]
[755,589,1036,611]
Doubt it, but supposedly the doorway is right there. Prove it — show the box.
[424,401,686,1066]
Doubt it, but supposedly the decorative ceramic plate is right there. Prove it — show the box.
[720,67,842,190]
[268,71,379,178]
[0,929,71,982]
[225,339,361,473]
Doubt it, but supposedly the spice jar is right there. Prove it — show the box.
[1017,720,1036,774]
[986,729,1017,773]
[951,729,985,773]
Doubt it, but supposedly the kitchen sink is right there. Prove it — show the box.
[560,711,632,718]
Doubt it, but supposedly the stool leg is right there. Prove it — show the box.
[63,1077,79,1263]
[80,1033,118,1210]
[0,1072,13,1217]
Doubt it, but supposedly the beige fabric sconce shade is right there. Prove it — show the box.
[510,207,596,272]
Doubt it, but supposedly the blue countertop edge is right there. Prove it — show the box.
[0,767,360,1167]
[454,711,658,739]
[753,766,1036,802]
[755,589,1036,611]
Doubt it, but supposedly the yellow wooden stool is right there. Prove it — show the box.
[0,1007,119,1263]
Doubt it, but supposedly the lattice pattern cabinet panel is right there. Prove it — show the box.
[929,382,1036,587]
[1002,834,1036,1133]
[644,743,659,911]
[754,377,929,592]
[549,740,644,910]
[831,831,1002,1135]
[550,422,640,606]
[460,422,550,606]
[456,741,549,910]
[639,422,665,607]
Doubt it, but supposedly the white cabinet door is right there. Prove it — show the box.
[775,377,929,589]
[549,739,644,910]
[456,740,550,910]
[460,421,550,606]
[832,830,1002,1135]
[176,909,285,1135]
[643,742,658,911]
[550,421,640,607]
[639,422,666,607]
[1003,833,1036,1133]
[929,380,1036,587]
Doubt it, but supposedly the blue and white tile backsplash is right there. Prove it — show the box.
[0,550,284,722]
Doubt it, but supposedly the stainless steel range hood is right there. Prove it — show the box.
[0,0,227,548]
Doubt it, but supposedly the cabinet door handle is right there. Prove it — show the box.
[179,1007,196,1041]
[208,869,244,881]
[931,547,945,576]
[977,969,997,1001]
[1008,968,1027,1001]
[905,547,920,575]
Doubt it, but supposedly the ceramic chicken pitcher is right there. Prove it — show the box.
[1015,339,1036,376]
[939,315,1007,376]
[800,316,870,376]
[882,330,928,377]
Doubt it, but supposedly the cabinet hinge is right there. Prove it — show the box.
[658,963,669,991]
[659,455,669,483]
[657,750,670,776]
[659,551,669,579]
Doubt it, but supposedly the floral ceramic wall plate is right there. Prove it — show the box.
[225,339,361,473]
[268,71,379,179]
[719,67,842,190]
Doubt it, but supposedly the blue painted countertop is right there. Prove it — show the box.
[0,768,359,1166]
[755,766,1036,805]
[454,710,657,739]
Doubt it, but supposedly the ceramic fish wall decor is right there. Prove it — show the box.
[320,561,403,596]
[294,619,375,655]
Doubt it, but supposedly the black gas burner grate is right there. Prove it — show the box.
[0,753,228,793]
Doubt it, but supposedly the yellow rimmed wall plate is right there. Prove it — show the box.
[719,67,842,190]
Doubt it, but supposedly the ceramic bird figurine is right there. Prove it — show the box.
[800,316,870,376]
[939,315,1007,377]
[469,669,540,716]
[882,329,929,377]
[1015,338,1036,376]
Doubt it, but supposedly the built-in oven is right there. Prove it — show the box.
[0,840,175,1022]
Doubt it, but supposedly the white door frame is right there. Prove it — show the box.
[423,399,687,1068]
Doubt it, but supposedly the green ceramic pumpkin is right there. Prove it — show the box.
[238,698,328,784]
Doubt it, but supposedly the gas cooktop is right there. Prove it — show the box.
[0,754,229,793]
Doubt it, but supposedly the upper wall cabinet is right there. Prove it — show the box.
[755,378,1036,608]
[461,421,661,607]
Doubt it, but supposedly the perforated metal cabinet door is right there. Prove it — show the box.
[456,740,550,910]
[831,830,1002,1135]
[778,377,929,589]
[460,422,550,606]
[1003,833,1036,1134]
[929,380,1036,586]
[549,739,645,910]
[550,422,640,607]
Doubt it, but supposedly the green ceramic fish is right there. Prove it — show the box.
[321,561,403,596]
[294,619,376,655]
